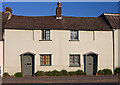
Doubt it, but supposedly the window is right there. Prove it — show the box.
[70,30,79,40]
[40,54,51,66]
[70,55,80,67]
[42,30,50,40]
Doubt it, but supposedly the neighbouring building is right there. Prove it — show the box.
[1,2,120,76]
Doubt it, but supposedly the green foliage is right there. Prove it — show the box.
[103,69,112,75]
[60,70,68,75]
[98,69,112,75]
[35,71,45,76]
[76,70,83,75]
[51,70,62,76]
[14,72,23,77]
[98,70,104,75]
[69,71,76,76]
[35,70,85,76]
[83,72,86,75]
[114,67,120,75]
[3,72,10,77]
[45,71,53,76]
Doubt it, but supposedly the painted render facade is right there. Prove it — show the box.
[1,3,120,76]
[4,29,119,75]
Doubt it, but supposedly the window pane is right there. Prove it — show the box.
[70,55,80,66]
[45,30,50,40]
[70,31,78,40]
[42,30,50,40]
[70,55,74,65]
[40,55,51,65]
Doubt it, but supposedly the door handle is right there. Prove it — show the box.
[89,63,92,65]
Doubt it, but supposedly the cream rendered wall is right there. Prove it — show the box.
[4,29,113,75]
[114,29,120,67]
[0,41,3,77]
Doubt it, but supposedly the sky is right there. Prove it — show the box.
[1,0,120,2]
[1,2,119,17]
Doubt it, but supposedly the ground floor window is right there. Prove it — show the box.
[69,54,80,67]
[40,54,51,66]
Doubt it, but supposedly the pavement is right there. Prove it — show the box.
[1,75,120,84]
[1,82,120,85]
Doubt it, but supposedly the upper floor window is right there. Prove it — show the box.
[42,29,50,40]
[70,30,78,40]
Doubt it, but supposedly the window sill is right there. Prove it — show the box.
[40,65,51,66]
[69,40,80,41]
[69,65,80,67]
[39,40,52,41]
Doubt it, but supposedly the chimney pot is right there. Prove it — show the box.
[5,7,12,13]
[57,2,61,7]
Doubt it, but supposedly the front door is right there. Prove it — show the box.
[22,54,34,76]
[85,54,97,75]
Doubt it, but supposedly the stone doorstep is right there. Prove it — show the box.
[2,79,119,83]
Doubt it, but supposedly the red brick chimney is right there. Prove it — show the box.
[5,7,12,20]
[56,2,62,19]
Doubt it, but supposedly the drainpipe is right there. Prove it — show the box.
[112,29,115,73]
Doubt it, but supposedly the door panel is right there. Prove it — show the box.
[86,55,93,75]
[85,54,97,75]
[22,54,34,76]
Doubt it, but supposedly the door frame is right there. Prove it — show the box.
[84,51,98,75]
[20,52,35,76]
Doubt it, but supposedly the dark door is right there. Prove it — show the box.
[22,54,34,76]
[85,54,97,75]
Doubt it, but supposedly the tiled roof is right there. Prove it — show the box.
[103,13,120,29]
[3,14,113,31]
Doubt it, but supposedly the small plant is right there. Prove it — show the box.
[76,70,84,75]
[69,71,76,76]
[45,71,53,76]
[3,72,10,77]
[60,70,68,76]
[114,67,120,75]
[83,72,86,75]
[103,69,112,75]
[35,71,45,76]
[52,70,62,76]
[14,72,23,77]
[98,69,112,75]
[98,70,104,75]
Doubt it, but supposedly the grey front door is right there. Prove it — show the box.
[22,54,34,76]
[85,54,97,75]
[86,55,93,75]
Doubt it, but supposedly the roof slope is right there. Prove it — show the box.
[4,14,112,30]
[103,13,120,29]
